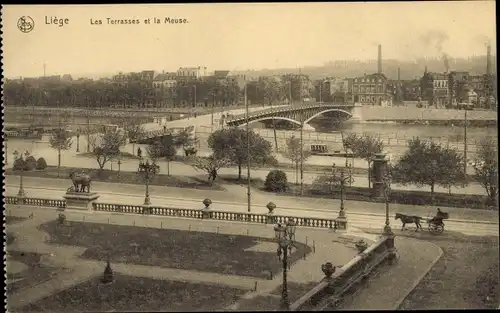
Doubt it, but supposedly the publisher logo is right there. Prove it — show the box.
[18,16,35,33]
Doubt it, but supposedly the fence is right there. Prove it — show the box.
[290,235,396,311]
[196,125,494,159]
[6,196,338,230]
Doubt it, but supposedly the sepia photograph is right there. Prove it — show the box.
[2,2,498,312]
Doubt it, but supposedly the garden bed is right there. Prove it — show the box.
[19,274,247,312]
[6,251,63,294]
[6,166,224,191]
[39,221,311,279]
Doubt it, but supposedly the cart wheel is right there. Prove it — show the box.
[436,225,444,233]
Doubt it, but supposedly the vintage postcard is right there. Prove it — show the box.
[2,2,498,312]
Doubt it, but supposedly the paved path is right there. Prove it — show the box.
[337,236,443,310]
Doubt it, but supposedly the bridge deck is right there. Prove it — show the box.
[226,103,354,123]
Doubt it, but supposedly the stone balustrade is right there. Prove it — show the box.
[290,235,396,311]
[5,196,339,230]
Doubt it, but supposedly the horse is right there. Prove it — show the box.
[69,171,92,193]
[395,213,423,232]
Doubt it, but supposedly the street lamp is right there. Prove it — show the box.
[382,170,393,235]
[5,138,8,165]
[274,218,297,311]
[76,129,80,152]
[13,150,26,198]
[332,163,353,228]
[137,158,159,205]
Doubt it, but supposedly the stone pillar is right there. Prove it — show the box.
[350,103,363,121]
[372,153,388,199]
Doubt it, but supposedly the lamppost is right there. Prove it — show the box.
[274,218,297,311]
[76,129,80,153]
[5,138,7,165]
[137,158,158,205]
[382,170,393,235]
[332,163,353,228]
[13,150,26,198]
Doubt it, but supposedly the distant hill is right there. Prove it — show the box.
[234,55,497,80]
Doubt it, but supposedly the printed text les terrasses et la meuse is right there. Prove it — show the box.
[90,17,189,25]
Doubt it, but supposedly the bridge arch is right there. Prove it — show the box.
[236,116,302,128]
[303,109,353,124]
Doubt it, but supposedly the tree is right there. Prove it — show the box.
[473,137,498,204]
[208,128,276,180]
[124,124,145,156]
[49,128,73,177]
[265,169,288,192]
[173,127,198,155]
[89,129,126,171]
[392,138,467,194]
[346,133,384,188]
[282,135,312,185]
[312,164,354,195]
[188,154,231,184]
[147,136,177,175]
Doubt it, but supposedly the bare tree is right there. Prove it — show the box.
[49,128,73,177]
[89,130,126,171]
[188,154,231,184]
[124,124,145,156]
[282,135,311,185]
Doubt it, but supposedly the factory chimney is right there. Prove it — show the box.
[486,44,492,75]
[377,45,382,74]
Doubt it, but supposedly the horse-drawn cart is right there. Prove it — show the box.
[395,211,449,235]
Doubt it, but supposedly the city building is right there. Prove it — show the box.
[350,73,392,106]
[177,66,208,79]
[448,71,470,105]
[420,70,449,107]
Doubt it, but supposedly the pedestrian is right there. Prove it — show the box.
[137,147,142,159]
[163,125,167,133]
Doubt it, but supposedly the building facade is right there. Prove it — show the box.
[351,73,391,106]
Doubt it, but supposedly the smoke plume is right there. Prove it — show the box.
[442,53,450,72]
[419,29,449,53]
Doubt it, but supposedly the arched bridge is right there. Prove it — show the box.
[225,103,362,127]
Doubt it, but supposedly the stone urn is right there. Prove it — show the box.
[321,262,336,279]
[101,259,114,284]
[355,239,369,253]
[266,202,276,224]
[202,198,212,219]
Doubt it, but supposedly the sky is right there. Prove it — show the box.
[2,2,496,78]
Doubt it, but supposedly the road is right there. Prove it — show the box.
[5,177,498,237]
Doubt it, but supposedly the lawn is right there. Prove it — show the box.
[6,251,62,294]
[39,221,312,279]
[18,274,247,312]
[5,216,28,225]
[397,234,499,309]
[6,165,224,191]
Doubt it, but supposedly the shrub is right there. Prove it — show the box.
[24,156,37,171]
[12,158,26,171]
[265,170,288,192]
[36,157,48,170]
